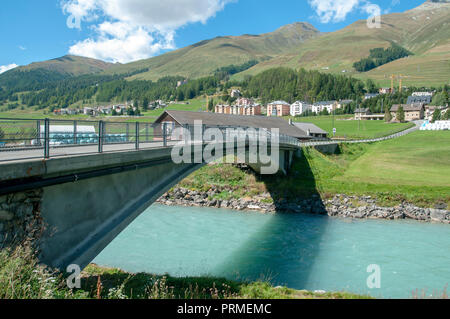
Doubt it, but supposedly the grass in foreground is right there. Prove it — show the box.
[0,247,368,299]
[178,131,450,208]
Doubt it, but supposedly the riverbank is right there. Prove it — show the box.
[0,246,369,299]
[157,188,450,224]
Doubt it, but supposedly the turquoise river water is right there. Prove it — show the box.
[93,204,450,298]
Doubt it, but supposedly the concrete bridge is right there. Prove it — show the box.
[0,118,302,270]
[0,115,420,271]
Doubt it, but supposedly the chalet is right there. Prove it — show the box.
[354,108,371,120]
[390,104,425,122]
[152,110,311,141]
[267,101,290,117]
[354,108,384,121]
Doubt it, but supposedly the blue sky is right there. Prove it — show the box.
[0,0,426,72]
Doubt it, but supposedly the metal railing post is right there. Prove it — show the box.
[135,122,140,150]
[126,123,129,142]
[145,123,149,142]
[36,120,41,146]
[163,123,167,147]
[98,121,104,153]
[44,118,50,158]
[73,120,78,145]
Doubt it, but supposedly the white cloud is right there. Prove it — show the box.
[0,64,18,74]
[61,0,234,63]
[308,0,381,23]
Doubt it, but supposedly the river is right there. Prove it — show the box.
[93,204,450,299]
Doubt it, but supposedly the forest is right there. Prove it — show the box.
[353,44,412,72]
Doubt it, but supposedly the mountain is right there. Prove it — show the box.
[104,22,321,81]
[236,0,450,87]
[14,55,114,76]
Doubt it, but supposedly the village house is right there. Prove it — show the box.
[379,87,393,95]
[267,101,291,117]
[364,93,380,100]
[289,120,328,139]
[152,110,313,142]
[215,104,232,114]
[425,105,449,121]
[354,108,371,120]
[230,89,241,98]
[390,104,425,122]
[354,108,384,121]
[412,91,433,97]
[312,101,336,114]
[290,101,312,117]
[337,100,353,109]
[235,97,254,107]
[407,95,432,105]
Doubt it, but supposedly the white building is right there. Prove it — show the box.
[312,101,336,114]
[290,101,312,116]
[412,92,433,97]
[420,120,450,131]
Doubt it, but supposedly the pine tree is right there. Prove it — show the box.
[432,109,441,123]
[384,106,392,122]
[397,106,405,122]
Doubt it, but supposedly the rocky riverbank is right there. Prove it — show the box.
[157,187,450,224]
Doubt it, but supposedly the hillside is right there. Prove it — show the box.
[0,55,116,91]
[16,55,114,76]
[104,22,320,81]
[235,0,450,87]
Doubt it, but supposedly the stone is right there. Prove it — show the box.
[430,209,448,223]
[0,210,13,221]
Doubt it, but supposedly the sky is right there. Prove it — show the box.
[0,0,426,73]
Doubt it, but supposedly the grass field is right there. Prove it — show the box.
[291,115,414,139]
[339,131,450,188]
[178,131,450,207]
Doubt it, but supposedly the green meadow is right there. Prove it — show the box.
[291,115,414,139]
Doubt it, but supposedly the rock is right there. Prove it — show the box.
[435,203,448,210]
[430,209,448,223]
[248,205,261,210]
[0,210,13,221]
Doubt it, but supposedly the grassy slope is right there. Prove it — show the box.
[14,55,114,76]
[235,2,450,87]
[104,23,320,81]
[178,131,450,207]
[0,247,368,299]
[291,115,414,139]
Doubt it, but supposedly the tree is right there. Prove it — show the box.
[443,109,450,120]
[142,97,149,111]
[432,109,441,123]
[208,98,214,112]
[396,106,405,122]
[443,90,449,106]
[366,79,377,93]
[384,106,392,122]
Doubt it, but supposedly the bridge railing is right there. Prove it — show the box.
[0,118,301,161]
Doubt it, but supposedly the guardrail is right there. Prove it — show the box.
[0,118,301,161]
